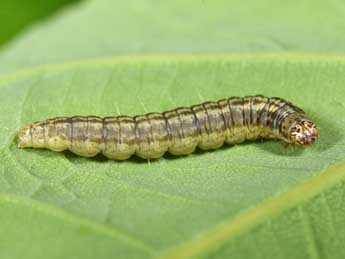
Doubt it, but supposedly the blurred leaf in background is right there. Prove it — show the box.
[1,0,345,74]
[0,0,80,47]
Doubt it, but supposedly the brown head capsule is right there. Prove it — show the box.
[289,119,318,146]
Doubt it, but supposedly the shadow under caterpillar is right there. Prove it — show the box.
[18,95,318,160]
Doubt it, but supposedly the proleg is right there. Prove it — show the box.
[18,95,318,160]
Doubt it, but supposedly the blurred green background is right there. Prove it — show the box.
[0,0,80,47]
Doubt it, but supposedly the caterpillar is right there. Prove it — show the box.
[18,95,318,160]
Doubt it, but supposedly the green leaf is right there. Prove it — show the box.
[0,0,80,47]
[1,0,345,74]
[1,0,345,258]
[1,56,345,258]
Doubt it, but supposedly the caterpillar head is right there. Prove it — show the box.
[289,119,318,146]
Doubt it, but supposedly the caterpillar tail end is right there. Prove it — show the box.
[17,126,32,148]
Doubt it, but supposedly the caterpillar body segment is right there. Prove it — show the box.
[18,96,318,160]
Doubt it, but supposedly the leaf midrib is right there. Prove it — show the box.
[1,54,345,87]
